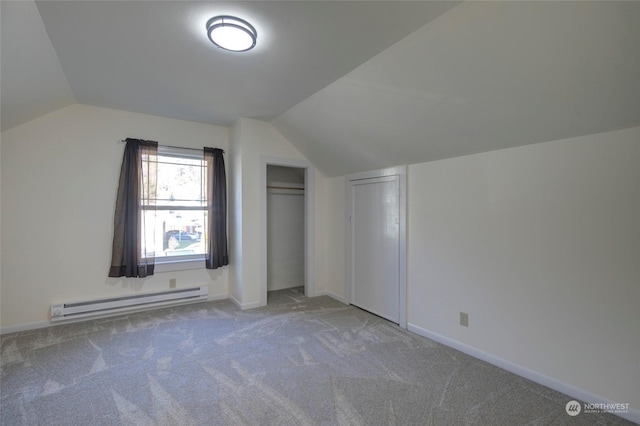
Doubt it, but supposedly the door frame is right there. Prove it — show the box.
[260,156,315,306]
[346,165,407,329]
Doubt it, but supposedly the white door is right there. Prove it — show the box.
[350,175,400,323]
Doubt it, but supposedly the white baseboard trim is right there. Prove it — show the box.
[407,323,639,424]
[227,294,262,310]
[227,294,242,309]
[325,291,347,304]
[1,320,51,335]
[240,301,262,310]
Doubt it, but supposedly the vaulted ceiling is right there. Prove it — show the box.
[2,1,639,177]
[1,1,459,130]
[274,1,640,176]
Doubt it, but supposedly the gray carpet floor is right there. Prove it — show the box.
[0,287,633,425]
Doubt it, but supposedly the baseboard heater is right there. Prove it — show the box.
[50,286,208,322]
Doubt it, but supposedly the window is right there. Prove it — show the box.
[110,139,227,278]
[141,147,207,264]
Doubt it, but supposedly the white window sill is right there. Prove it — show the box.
[154,258,205,273]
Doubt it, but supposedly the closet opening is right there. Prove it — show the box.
[266,165,306,305]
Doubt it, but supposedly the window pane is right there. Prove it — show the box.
[154,156,205,207]
[140,152,158,207]
[144,209,206,258]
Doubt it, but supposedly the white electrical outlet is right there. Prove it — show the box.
[460,312,469,327]
[170,278,177,289]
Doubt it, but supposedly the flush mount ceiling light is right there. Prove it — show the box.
[206,15,257,52]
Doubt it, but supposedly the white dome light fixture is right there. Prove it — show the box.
[206,15,257,52]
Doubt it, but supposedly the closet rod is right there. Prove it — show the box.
[117,139,224,154]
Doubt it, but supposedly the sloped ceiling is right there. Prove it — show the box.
[2,1,639,178]
[1,1,458,131]
[0,1,75,131]
[274,1,640,177]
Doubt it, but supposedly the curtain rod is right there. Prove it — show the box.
[117,139,224,153]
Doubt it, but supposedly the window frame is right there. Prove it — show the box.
[143,146,207,271]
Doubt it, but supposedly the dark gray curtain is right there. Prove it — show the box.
[109,139,158,278]
[204,147,229,269]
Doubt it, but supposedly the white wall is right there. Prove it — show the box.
[324,176,347,302]
[322,127,639,413]
[0,104,229,329]
[0,127,3,310]
[228,118,328,307]
[406,127,639,412]
[227,119,243,304]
